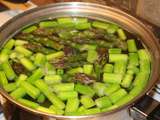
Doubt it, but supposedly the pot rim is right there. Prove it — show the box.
[0,2,160,119]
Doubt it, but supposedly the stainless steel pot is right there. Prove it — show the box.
[0,2,160,120]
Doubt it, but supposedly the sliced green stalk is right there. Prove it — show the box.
[83,64,93,75]
[92,21,109,30]
[16,74,27,86]
[27,68,44,84]
[4,83,17,92]
[109,48,122,54]
[34,80,65,109]
[10,87,26,100]
[80,95,95,109]
[93,82,106,97]
[2,60,16,80]
[52,83,74,92]
[36,106,56,114]
[4,39,15,50]
[15,46,32,57]
[75,83,95,97]
[117,29,127,40]
[67,67,83,75]
[39,21,57,28]
[15,40,28,46]
[103,64,114,73]
[18,98,39,109]
[95,96,112,109]
[75,23,91,30]
[58,91,78,101]
[109,89,127,103]
[87,50,98,63]
[46,51,64,60]
[65,98,79,113]
[44,75,62,84]
[49,105,64,115]
[127,39,137,52]
[22,25,37,33]
[104,84,121,96]
[109,54,128,63]
[103,73,123,84]
[85,108,101,115]
[128,53,139,66]
[121,74,133,88]
[0,71,8,86]
[34,53,46,67]
[37,94,46,103]
[114,61,127,74]
[20,57,36,71]
[21,81,40,99]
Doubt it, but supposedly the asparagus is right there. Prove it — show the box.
[44,75,62,84]
[22,25,37,33]
[103,73,123,84]
[127,39,137,52]
[93,82,106,97]
[4,39,15,50]
[65,98,79,113]
[103,64,114,73]
[52,83,74,92]
[37,94,46,103]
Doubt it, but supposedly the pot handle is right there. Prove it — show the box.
[129,90,160,120]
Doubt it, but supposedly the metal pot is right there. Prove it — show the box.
[0,2,160,120]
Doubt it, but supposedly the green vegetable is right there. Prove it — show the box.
[20,57,36,71]
[39,21,57,28]
[114,61,127,74]
[15,46,32,57]
[58,91,78,101]
[128,53,139,66]
[4,83,17,92]
[0,71,8,86]
[10,87,26,99]
[44,75,62,84]
[34,80,65,109]
[22,25,37,33]
[92,21,109,30]
[103,73,123,84]
[95,96,112,108]
[37,94,46,103]
[104,84,120,96]
[87,50,98,63]
[85,108,101,115]
[21,81,40,99]
[121,74,133,88]
[103,64,114,73]
[36,106,56,114]
[117,29,127,40]
[109,89,127,103]
[65,98,79,113]
[49,105,64,115]
[127,39,137,52]
[18,98,39,109]
[16,74,27,86]
[75,83,95,97]
[52,83,74,92]
[27,68,44,84]
[67,67,83,75]
[75,23,91,30]
[4,39,15,50]
[109,48,122,54]
[83,64,93,75]
[93,82,106,97]
[46,51,64,60]
[109,54,128,63]
[2,60,16,80]
[80,95,95,108]
[34,53,46,67]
